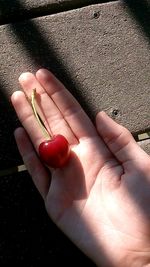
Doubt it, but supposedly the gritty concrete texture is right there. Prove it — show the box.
[1,3,150,125]
[0,1,150,168]
[0,0,101,23]
[138,139,150,155]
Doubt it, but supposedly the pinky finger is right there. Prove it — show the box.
[14,127,51,200]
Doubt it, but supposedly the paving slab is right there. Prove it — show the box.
[0,1,150,168]
[0,0,107,24]
[138,139,150,155]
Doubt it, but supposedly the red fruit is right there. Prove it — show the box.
[39,134,70,168]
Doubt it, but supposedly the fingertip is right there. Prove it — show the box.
[96,110,106,118]
[14,127,29,151]
[36,68,50,77]
[36,68,54,83]
[96,111,108,124]
[18,72,35,84]
[14,127,25,139]
[14,126,35,159]
[11,90,24,104]
[96,110,124,136]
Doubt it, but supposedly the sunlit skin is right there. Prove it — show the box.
[11,69,150,267]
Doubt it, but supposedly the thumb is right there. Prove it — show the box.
[96,111,149,165]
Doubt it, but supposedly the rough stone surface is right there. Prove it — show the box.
[0,2,149,130]
[0,0,103,23]
[0,2,150,167]
[138,139,150,155]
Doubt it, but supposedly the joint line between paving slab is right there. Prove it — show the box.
[0,0,118,26]
[0,165,27,178]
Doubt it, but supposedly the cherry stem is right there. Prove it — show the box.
[31,89,50,140]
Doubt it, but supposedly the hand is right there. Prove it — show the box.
[11,69,150,267]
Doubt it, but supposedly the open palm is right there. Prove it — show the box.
[11,69,150,267]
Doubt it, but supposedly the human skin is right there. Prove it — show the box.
[11,69,150,267]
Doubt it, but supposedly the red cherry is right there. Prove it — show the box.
[39,134,70,168]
